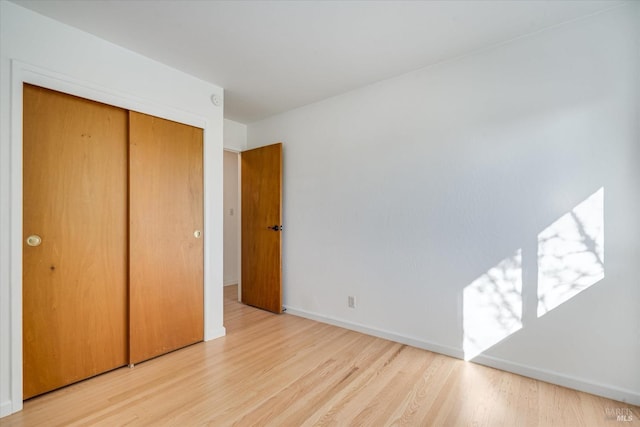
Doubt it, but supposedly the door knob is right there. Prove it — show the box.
[26,235,42,247]
[194,230,202,238]
[268,225,283,231]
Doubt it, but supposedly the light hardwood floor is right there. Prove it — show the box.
[3,285,638,426]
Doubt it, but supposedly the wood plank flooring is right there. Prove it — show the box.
[3,285,638,426]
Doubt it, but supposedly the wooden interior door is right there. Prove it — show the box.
[22,84,128,399]
[129,111,204,364]
[241,143,283,313]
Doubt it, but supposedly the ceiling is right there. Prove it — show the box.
[13,0,624,124]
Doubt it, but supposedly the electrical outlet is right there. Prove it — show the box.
[348,295,356,308]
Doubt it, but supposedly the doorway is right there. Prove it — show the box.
[223,143,284,314]
[223,150,241,300]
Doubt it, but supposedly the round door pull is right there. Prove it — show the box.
[194,230,202,238]
[26,235,42,247]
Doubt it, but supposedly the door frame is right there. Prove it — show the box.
[228,144,284,308]
[8,61,225,409]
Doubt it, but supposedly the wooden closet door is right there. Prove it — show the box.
[22,84,128,399]
[129,111,204,364]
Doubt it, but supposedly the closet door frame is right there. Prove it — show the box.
[7,62,224,410]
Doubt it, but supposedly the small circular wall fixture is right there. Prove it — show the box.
[210,94,221,106]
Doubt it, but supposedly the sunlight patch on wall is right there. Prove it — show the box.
[537,188,604,317]
[463,249,522,361]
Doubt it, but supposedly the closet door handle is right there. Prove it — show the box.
[26,235,42,247]
[194,230,202,238]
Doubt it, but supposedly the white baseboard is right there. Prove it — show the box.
[284,306,463,359]
[1,399,20,418]
[204,326,226,342]
[471,353,640,406]
[1,400,11,418]
[284,305,640,407]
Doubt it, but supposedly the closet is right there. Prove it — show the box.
[22,84,204,399]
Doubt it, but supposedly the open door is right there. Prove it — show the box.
[241,143,283,313]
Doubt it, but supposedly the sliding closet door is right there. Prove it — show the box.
[129,111,204,364]
[23,84,128,399]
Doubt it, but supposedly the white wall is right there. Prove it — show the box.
[224,118,248,152]
[223,150,240,285]
[0,1,225,417]
[248,4,640,405]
